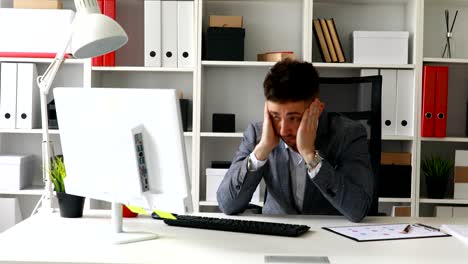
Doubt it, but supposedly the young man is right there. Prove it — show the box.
[217,59,374,222]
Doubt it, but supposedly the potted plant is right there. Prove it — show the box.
[421,155,453,199]
[49,156,85,218]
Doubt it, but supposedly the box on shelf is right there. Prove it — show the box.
[209,15,243,28]
[435,206,453,217]
[353,31,409,64]
[454,150,468,199]
[212,113,235,132]
[0,8,74,55]
[0,154,34,191]
[13,0,62,9]
[379,152,412,198]
[206,168,260,203]
[391,205,411,217]
[206,27,245,61]
[257,52,296,62]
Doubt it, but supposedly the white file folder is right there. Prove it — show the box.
[144,0,162,67]
[380,69,397,136]
[177,0,194,68]
[162,0,178,68]
[0,63,17,129]
[16,63,40,129]
[395,70,414,136]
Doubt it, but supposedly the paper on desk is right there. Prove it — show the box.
[323,223,449,242]
[265,256,330,264]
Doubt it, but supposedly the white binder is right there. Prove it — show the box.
[0,63,17,129]
[395,70,414,136]
[162,0,178,68]
[380,69,397,136]
[144,0,162,67]
[16,63,40,129]
[177,0,194,68]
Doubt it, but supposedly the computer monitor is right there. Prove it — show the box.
[53,87,193,243]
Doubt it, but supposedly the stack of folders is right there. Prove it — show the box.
[144,0,194,68]
[313,18,345,63]
[0,63,40,129]
[440,224,468,247]
[92,0,117,66]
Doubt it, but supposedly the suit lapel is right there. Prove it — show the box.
[274,141,298,213]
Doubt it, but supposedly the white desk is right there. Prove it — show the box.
[0,211,467,264]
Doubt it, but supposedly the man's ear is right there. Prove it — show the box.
[317,99,325,114]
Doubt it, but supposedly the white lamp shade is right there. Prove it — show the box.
[71,13,128,59]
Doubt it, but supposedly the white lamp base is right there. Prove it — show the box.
[108,232,159,244]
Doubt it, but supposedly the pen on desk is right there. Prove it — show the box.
[400,224,411,234]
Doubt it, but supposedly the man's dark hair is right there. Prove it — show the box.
[263,59,319,102]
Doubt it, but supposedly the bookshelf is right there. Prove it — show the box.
[5,0,468,222]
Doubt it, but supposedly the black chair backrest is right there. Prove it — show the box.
[318,75,382,216]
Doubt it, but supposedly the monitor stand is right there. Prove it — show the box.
[109,202,159,244]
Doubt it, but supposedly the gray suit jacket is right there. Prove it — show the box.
[217,112,374,222]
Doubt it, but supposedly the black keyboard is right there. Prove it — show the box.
[154,214,310,237]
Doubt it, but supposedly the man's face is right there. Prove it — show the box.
[266,100,309,149]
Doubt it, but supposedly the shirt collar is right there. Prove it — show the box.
[284,142,303,166]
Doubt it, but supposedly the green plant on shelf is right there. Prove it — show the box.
[49,156,66,193]
[421,154,453,199]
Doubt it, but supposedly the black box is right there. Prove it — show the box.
[48,100,59,129]
[206,27,245,61]
[179,99,190,132]
[379,165,412,198]
[213,113,235,132]
[211,161,232,169]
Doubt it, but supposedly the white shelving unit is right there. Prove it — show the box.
[5,0,468,221]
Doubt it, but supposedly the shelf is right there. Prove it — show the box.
[0,185,44,196]
[0,57,86,64]
[201,132,243,138]
[382,135,413,141]
[379,197,411,203]
[419,199,468,205]
[312,62,415,69]
[421,137,468,143]
[423,57,468,64]
[202,61,275,67]
[184,132,193,137]
[0,129,60,135]
[92,66,194,72]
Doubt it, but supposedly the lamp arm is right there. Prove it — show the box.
[35,22,74,213]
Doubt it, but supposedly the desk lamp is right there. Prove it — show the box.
[36,0,128,211]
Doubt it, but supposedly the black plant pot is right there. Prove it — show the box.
[57,192,85,218]
[426,176,448,199]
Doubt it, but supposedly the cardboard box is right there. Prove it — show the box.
[14,0,62,9]
[353,31,409,64]
[257,52,296,62]
[209,15,243,28]
[454,150,468,199]
[391,206,411,217]
[206,168,260,202]
[0,154,34,190]
[381,152,412,165]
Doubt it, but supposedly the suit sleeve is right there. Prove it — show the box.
[217,123,265,215]
[312,123,374,222]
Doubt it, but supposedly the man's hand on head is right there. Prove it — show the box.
[297,99,323,163]
[254,102,280,161]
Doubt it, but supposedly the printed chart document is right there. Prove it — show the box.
[323,223,449,242]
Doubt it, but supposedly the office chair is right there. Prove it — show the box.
[247,75,382,216]
[317,75,382,216]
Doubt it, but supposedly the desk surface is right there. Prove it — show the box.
[0,211,467,264]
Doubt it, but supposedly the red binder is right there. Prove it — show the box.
[434,66,449,137]
[421,66,436,137]
[92,0,104,66]
[103,0,116,67]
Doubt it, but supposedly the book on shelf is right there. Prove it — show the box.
[440,224,468,246]
[319,18,337,62]
[326,18,346,63]
[312,19,331,63]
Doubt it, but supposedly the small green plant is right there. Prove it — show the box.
[49,156,66,193]
[421,155,453,179]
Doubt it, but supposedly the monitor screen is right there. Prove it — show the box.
[54,87,192,214]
